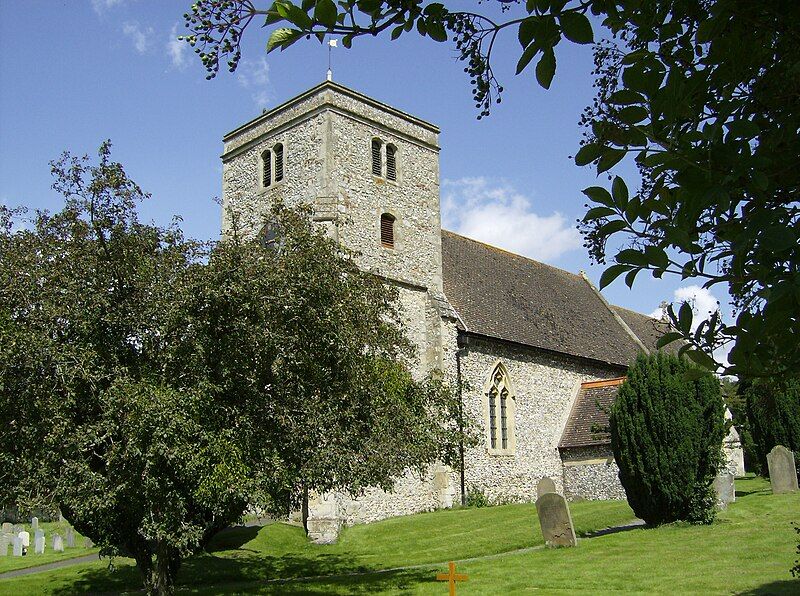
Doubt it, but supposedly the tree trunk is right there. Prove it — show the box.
[137,543,181,596]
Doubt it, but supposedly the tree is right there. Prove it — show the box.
[179,0,800,381]
[0,143,467,595]
[609,352,727,526]
[741,378,800,476]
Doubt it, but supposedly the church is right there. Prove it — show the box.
[220,81,742,543]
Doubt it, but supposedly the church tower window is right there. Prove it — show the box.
[371,138,383,176]
[261,150,272,188]
[380,213,395,249]
[486,362,515,454]
[386,144,397,181]
[274,143,284,182]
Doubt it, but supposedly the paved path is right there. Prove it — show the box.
[0,518,644,584]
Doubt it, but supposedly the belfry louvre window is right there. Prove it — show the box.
[487,362,514,453]
[380,213,395,248]
[261,150,272,188]
[386,144,397,181]
[274,143,284,182]
[371,139,383,176]
[261,142,285,188]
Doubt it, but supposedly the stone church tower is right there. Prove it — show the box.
[221,81,452,378]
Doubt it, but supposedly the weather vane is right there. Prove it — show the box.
[327,38,338,81]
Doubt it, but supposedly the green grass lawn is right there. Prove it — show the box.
[0,476,797,594]
[0,521,98,573]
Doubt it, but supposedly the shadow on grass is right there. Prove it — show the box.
[738,578,800,595]
[578,520,647,539]
[206,525,262,553]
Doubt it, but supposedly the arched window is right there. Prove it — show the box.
[386,144,397,181]
[486,362,515,453]
[261,150,272,188]
[274,143,284,182]
[371,138,383,176]
[380,213,395,249]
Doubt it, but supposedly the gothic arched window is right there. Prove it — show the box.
[386,144,397,181]
[371,138,383,176]
[486,362,515,454]
[380,213,395,249]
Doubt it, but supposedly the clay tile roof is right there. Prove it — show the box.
[559,378,625,449]
[611,305,680,354]
[441,230,644,367]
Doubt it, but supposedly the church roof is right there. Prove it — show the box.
[441,230,652,368]
[558,378,624,449]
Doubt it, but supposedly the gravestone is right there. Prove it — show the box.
[0,535,8,556]
[34,530,45,555]
[11,524,23,534]
[1,522,11,533]
[11,536,22,557]
[30,516,39,530]
[18,530,30,548]
[83,536,94,549]
[536,492,577,547]
[536,476,557,499]
[53,534,64,553]
[66,527,75,548]
[767,445,799,494]
[713,472,735,509]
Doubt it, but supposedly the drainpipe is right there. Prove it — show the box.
[456,333,469,506]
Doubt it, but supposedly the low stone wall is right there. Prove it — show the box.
[560,445,626,501]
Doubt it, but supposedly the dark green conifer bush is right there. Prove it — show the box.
[610,352,727,525]
[743,378,800,476]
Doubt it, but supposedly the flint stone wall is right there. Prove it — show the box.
[456,336,625,504]
[560,445,626,501]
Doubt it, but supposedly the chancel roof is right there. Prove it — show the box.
[441,230,658,368]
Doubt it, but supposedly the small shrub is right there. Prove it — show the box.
[465,487,490,508]
[610,352,727,526]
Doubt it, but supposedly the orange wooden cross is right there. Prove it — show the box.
[436,561,468,596]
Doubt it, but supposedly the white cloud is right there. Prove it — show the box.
[92,0,125,13]
[441,177,581,262]
[236,57,272,108]
[122,21,154,54]
[166,23,188,69]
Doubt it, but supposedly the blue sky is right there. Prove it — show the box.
[0,0,729,331]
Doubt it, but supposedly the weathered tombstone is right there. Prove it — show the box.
[536,492,577,547]
[83,536,94,549]
[11,524,23,535]
[536,476,557,499]
[30,516,39,530]
[66,527,75,548]
[0,535,9,556]
[53,534,64,553]
[767,445,799,494]
[713,472,736,509]
[11,536,22,557]
[1,522,11,533]
[18,530,30,548]
[34,530,45,555]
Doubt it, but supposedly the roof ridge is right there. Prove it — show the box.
[440,229,585,282]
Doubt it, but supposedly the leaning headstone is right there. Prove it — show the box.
[53,534,64,553]
[30,517,39,531]
[767,445,799,494]
[18,530,30,548]
[536,492,577,547]
[11,536,22,557]
[66,527,75,548]
[713,473,735,509]
[34,530,45,555]
[1,522,11,533]
[536,476,557,499]
[83,536,94,549]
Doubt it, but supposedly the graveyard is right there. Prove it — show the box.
[0,475,796,594]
